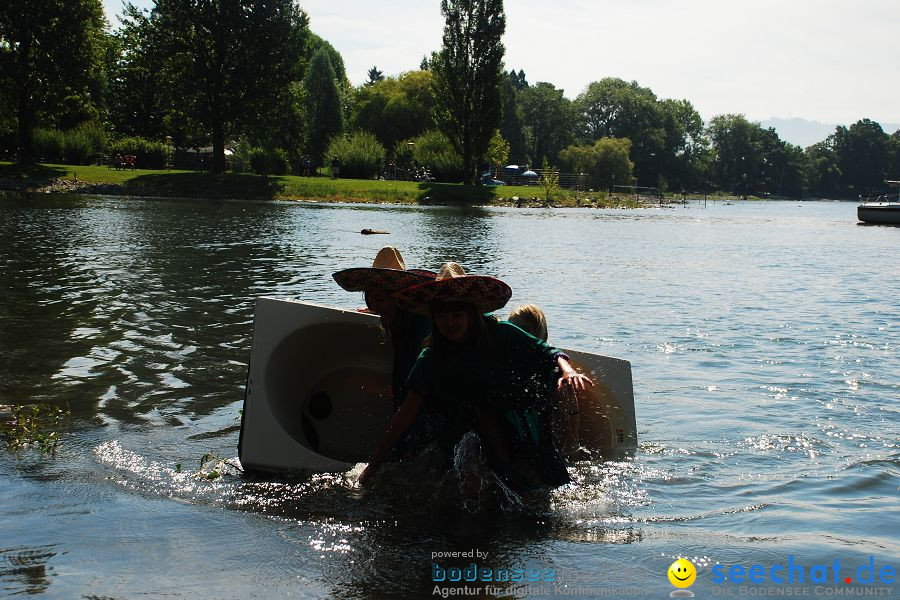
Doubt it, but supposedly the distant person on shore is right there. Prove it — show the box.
[331,156,341,179]
[301,155,311,177]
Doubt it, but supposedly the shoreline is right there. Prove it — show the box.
[0,162,832,208]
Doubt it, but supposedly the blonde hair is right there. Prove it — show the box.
[508,303,548,341]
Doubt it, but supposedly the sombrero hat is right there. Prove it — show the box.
[392,262,512,316]
[332,246,435,292]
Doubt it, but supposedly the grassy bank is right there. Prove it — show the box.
[0,161,643,208]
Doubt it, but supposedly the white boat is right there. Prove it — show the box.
[858,181,900,224]
[238,298,638,475]
[857,201,900,225]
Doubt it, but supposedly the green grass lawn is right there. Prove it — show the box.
[0,161,636,207]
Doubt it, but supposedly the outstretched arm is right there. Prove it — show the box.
[358,390,423,486]
[556,356,594,391]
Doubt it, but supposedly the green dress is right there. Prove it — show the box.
[407,318,570,489]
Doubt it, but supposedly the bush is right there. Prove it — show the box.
[559,137,633,191]
[325,131,386,179]
[64,121,108,165]
[248,147,289,175]
[112,136,168,169]
[33,129,66,163]
[231,144,253,174]
[399,130,464,183]
[33,122,108,165]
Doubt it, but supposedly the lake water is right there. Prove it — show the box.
[0,192,897,599]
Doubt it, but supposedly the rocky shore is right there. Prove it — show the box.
[0,176,129,195]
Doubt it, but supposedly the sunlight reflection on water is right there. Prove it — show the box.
[1,193,898,597]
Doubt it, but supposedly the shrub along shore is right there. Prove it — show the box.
[0,162,697,208]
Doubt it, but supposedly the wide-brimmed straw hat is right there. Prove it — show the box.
[392,262,512,316]
[332,246,434,292]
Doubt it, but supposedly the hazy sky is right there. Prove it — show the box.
[102,0,900,127]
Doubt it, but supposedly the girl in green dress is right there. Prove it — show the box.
[359,262,592,495]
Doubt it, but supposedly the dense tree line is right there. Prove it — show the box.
[2,0,898,195]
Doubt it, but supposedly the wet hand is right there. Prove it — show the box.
[558,370,593,392]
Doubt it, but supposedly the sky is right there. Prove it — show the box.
[102,0,900,129]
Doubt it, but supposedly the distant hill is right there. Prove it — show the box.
[761,117,900,148]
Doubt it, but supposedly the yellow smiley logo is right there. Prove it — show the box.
[668,558,697,588]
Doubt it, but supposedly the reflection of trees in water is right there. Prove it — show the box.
[0,193,330,425]
[406,206,502,274]
[0,193,102,411]
[0,545,56,595]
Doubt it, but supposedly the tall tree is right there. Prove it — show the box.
[832,119,889,195]
[1,0,107,163]
[658,98,708,190]
[886,130,900,184]
[307,33,353,125]
[432,0,506,185]
[706,114,808,197]
[365,66,384,86]
[707,114,765,194]
[108,3,171,140]
[304,48,343,166]
[499,73,527,164]
[805,140,842,198]
[508,68,527,91]
[574,78,666,185]
[151,0,307,173]
[519,82,574,166]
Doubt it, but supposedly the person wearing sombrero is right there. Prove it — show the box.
[333,247,435,412]
[358,262,593,497]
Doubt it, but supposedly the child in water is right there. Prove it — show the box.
[332,246,434,408]
[507,303,583,457]
[359,263,592,497]
[507,303,548,342]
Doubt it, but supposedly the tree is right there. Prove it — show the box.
[539,156,559,203]
[832,119,889,195]
[1,0,108,163]
[400,129,464,182]
[108,4,172,141]
[485,129,509,170]
[560,137,633,191]
[805,140,842,198]
[509,68,528,91]
[365,66,384,86]
[574,78,666,185]
[887,130,900,183]
[706,114,809,197]
[519,82,574,166]
[707,114,765,194]
[432,0,506,185]
[151,0,308,173]
[304,47,344,166]
[352,70,436,152]
[307,33,352,118]
[658,98,708,191]
[499,73,527,164]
